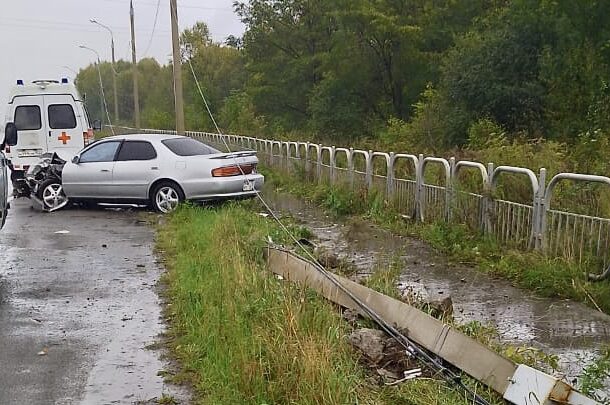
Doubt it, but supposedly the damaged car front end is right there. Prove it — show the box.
[25,153,68,212]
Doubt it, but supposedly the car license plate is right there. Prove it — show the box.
[17,149,42,158]
[243,180,255,192]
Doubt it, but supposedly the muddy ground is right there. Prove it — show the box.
[0,199,187,404]
[265,190,610,387]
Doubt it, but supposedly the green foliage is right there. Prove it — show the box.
[157,203,498,404]
[77,2,610,151]
[158,204,364,403]
[218,91,267,135]
[579,345,610,403]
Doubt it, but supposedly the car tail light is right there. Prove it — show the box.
[212,164,255,177]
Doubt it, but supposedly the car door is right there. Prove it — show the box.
[43,95,84,160]
[62,140,121,198]
[112,141,159,199]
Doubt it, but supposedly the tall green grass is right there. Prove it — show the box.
[157,204,497,404]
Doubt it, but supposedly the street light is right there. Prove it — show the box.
[90,18,119,122]
[79,45,109,127]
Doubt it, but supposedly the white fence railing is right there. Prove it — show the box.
[112,126,610,280]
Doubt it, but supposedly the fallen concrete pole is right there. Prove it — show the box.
[267,247,599,405]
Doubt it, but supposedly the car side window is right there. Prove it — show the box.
[14,105,42,130]
[116,141,157,161]
[79,141,121,163]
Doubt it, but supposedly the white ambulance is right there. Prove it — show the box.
[3,79,99,196]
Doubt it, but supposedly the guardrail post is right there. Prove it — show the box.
[316,144,322,183]
[535,168,547,251]
[484,162,494,234]
[270,141,275,167]
[387,152,395,197]
[366,150,373,191]
[448,157,456,222]
[348,148,355,190]
[330,146,336,185]
[416,154,424,222]
[305,142,311,174]
[284,142,290,171]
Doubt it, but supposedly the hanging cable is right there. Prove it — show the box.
[142,0,161,57]
[94,61,115,136]
[183,54,490,405]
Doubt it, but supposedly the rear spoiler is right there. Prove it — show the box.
[208,150,257,160]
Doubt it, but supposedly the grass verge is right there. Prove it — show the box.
[156,203,499,404]
[262,167,610,314]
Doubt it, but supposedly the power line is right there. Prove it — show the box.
[101,0,234,11]
[142,0,162,57]
[0,17,170,34]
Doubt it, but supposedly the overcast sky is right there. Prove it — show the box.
[0,0,245,109]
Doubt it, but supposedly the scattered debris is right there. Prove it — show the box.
[37,348,48,356]
[426,292,454,318]
[348,328,386,364]
[54,230,70,234]
[385,368,423,386]
[399,283,454,318]
[376,368,401,381]
[297,238,315,248]
[258,212,270,218]
[341,308,360,324]
[314,246,341,268]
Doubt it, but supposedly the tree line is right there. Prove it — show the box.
[76,0,610,157]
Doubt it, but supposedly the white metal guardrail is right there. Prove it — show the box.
[111,126,610,279]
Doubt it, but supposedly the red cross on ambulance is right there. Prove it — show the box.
[58,132,71,145]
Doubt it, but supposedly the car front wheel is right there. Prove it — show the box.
[151,181,184,213]
[38,179,69,211]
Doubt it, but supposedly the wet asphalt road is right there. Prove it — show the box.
[0,199,185,404]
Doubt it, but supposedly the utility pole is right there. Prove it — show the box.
[90,19,119,123]
[170,0,185,134]
[130,0,141,129]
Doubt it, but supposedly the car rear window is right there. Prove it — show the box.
[117,141,157,161]
[161,138,219,156]
[48,104,77,129]
[15,105,42,130]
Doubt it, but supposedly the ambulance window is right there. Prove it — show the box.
[14,106,42,130]
[48,104,77,129]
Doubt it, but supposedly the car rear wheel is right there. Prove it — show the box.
[38,179,69,211]
[151,181,184,213]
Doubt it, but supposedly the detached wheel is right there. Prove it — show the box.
[38,179,69,211]
[151,181,184,213]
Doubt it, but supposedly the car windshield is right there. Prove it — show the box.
[161,138,220,156]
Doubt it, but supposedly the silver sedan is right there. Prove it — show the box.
[42,134,264,212]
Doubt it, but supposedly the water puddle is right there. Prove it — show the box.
[264,190,610,389]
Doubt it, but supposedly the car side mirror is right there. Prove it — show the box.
[92,119,102,131]
[71,155,80,164]
[4,123,18,147]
